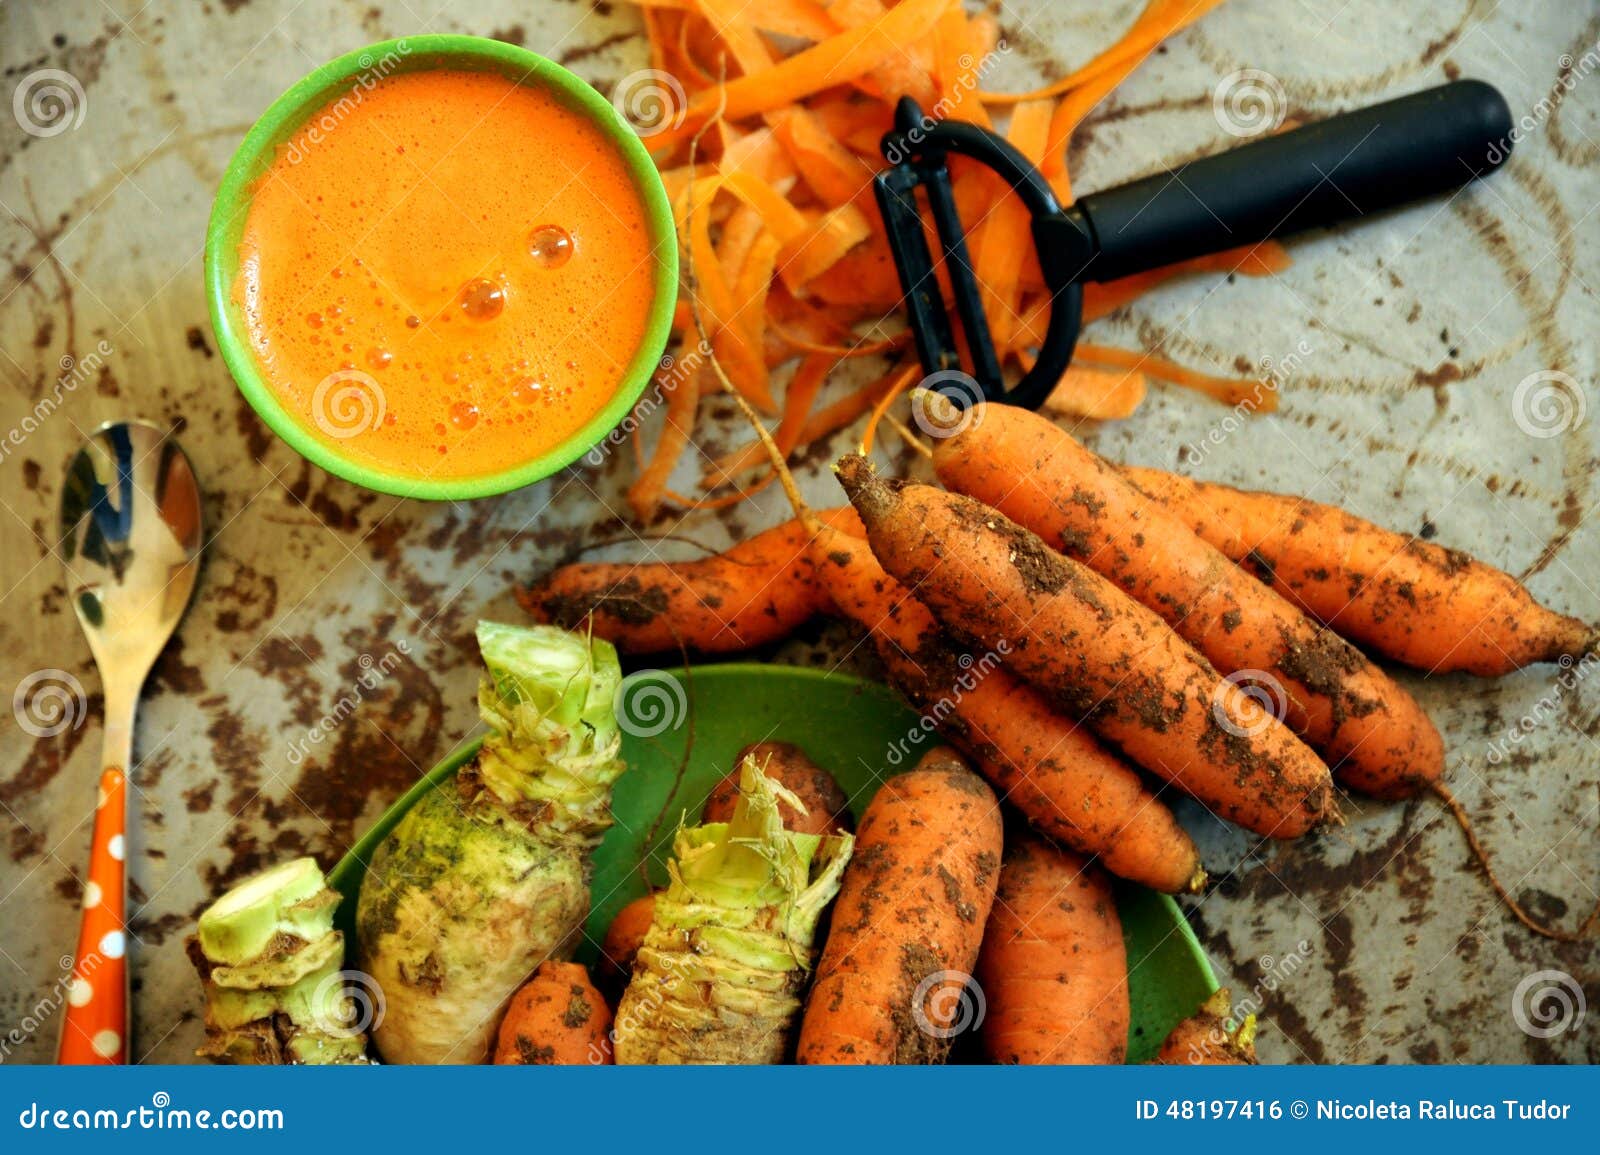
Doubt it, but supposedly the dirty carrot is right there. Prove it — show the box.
[813,522,1203,893]
[701,740,854,836]
[1154,989,1257,1065]
[596,893,657,997]
[798,747,1003,1064]
[931,399,1445,799]
[517,507,862,654]
[977,834,1129,1064]
[1119,466,1595,676]
[493,961,614,1065]
[834,456,1337,837]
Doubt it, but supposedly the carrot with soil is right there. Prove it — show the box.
[596,893,657,996]
[834,456,1337,838]
[518,507,862,654]
[930,399,1445,799]
[813,521,1203,894]
[701,740,854,835]
[493,961,613,1065]
[798,747,1003,1064]
[1119,465,1594,676]
[977,834,1129,1065]
[1154,989,1257,1065]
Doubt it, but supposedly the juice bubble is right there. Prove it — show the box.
[510,376,543,404]
[305,312,323,329]
[458,277,506,320]
[449,400,480,430]
[527,224,573,268]
[367,347,393,370]
[405,315,422,328]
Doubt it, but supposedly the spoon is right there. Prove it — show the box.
[54,421,202,1064]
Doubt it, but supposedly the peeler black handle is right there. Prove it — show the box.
[1064,80,1513,283]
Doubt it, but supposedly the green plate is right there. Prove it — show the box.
[329,663,1216,1063]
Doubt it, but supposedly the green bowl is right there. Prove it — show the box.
[204,35,678,500]
[329,664,1217,1063]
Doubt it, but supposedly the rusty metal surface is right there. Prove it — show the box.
[1,0,1596,1064]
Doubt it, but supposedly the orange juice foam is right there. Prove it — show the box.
[235,69,657,482]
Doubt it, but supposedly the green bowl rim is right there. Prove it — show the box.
[203,34,680,501]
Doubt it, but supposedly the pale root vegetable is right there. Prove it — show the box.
[517,508,862,654]
[493,961,614,1065]
[1119,465,1594,676]
[798,747,1003,1065]
[701,740,854,836]
[813,522,1203,894]
[357,622,626,1064]
[1155,989,1258,1065]
[596,893,657,996]
[978,835,1128,1065]
[931,400,1445,799]
[188,858,370,1064]
[835,456,1337,838]
[614,757,854,1064]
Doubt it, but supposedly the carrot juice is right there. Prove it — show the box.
[234,68,658,482]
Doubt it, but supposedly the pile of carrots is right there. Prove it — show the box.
[619,0,1290,520]
[498,739,1250,1065]
[521,398,1599,943]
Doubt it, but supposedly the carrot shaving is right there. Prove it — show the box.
[858,363,919,453]
[983,0,1224,107]
[1082,240,1290,321]
[705,351,835,484]
[972,99,1052,351]
[1042,364,1149,421]
[647,0,948,151]
[1074,342,1273,409]
[627,362,704,522]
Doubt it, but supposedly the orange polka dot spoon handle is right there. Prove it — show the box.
[58,767,130,1063]
[55,422,202,1065]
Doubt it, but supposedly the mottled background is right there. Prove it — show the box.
[1,0,1596,1063]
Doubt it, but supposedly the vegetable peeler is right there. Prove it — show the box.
[874,80,1514,409]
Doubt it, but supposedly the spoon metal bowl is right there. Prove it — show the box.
[54,421,202,1064]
